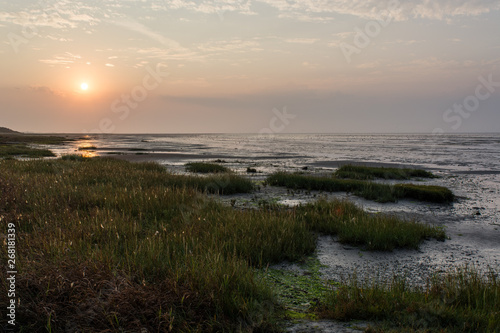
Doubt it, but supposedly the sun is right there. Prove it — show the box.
[80,82,89,91]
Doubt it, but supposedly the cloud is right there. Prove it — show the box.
[254,0,500,22]
[285,38,319,44]
[163,0,255,15]
[109,18,185,51]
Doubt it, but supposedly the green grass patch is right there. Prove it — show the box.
[267,172,454,203]
[316,267,500,332]
[297,199,445,251]
[335,164,436,180]
[185,162,231,173]
[395,183,455,203]
[257,257,332,318]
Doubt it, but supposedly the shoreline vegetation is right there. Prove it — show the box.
[0,129,71,158]
[267,170,455,203]
[0,134,497,332]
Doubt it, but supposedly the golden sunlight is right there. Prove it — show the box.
[80,82,89,91]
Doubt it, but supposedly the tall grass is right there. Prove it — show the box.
[334,164,436,180]
[0,158,308,331]
[267,172,454,203]
[316,266,500,332]
[0,158,452,331]
[297,199,445,251]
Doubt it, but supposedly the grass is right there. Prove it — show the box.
[0,157,306,331]
[0,157,451,331]
[257,257,332,318]
[0,144,55,158]
[316,266,500,332]
[297,199,445,251]
[0,134,71,145]
[267,172,454,203]
[0,133,70,158]
[78,145,97,150]
[334,164,436,180]
[185,162,231,174]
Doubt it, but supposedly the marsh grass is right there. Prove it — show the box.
[316,266,500,332]
[335,165,436,180]
[0,134,71,145]
[185,162,231,173]
[267,172,454,203]
[0,158,452,331]
[78,145,97,150]
[0,157,308,331]
[297,199,445,251]
[0,133,70,158]
[0,144,55,158]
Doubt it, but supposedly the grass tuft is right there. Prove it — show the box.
[316,266,500,332]
[267,172,454,203]
[335,165,436,180]
[297,199,445,251]
[185,162,231,173]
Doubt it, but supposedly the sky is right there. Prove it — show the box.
[0,0,499,134]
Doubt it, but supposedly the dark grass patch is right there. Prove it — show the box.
[0,134,71,158]
[267,172,454,203]
[247,167,258,173]
[335,164,436,180]
[316,267,500,332]
[297,199,445,251]
[0,144,55,158]
[61,154,90,161]
[0,134,71,145]
[395,183,455,204]
[78,145,97,150]
[186,162,231,174]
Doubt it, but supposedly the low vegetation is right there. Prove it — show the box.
[334,164,436,180]
[316,267,500,332]
[297,199,445,251]
[0,157,451,331]
[0,132,71,158]
[185,162,231,174]
[0,144,55,158]
[267,172,454,203]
